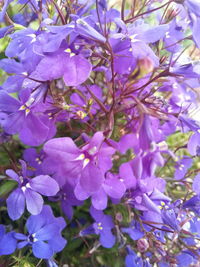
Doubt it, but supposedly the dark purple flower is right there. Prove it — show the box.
[80,207,116,248]
[161,209,180,231]
[121,220,144,241]
[23,148,47,176]
[14,205,67,259]
[60,182,83,220]
[6,160,59,220]
[125,246,152,267]
[183,195,200,214]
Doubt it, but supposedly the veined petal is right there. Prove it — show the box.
[0,232,17,255]
[44,137,80,156]
[0,91,20,112]
[91,188,107,210]
[103,178,126,199]
[80,163,104,193]
[29,175,59,196]
[4,112,24,134]
[32,240,53,259]
[17,241,29,249]
[14,233,27,240]
[47,235,67,253]
[35,223,60,241]
[74,182,90,201]
[25,189,44,215]
[5,169,20,183]
[100,230,115,248]
[63,55,92,86]
[7,188,25,220]
[21,113,49,146]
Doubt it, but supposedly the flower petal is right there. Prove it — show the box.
[29,175,59,196]
[0,91,20,112]
[35,223,60,241]
[63,55,92,86]
[25,189,44,215]
[32,240,53,259]
[100,230,115,248]
[91,188,107,210]
[0,232,17,255]
[80,163,103,193]
[7,188,25,220]
[47,236,67,253]
[5,169,20,183]
[103,178,126,199]
[44,137,80,157]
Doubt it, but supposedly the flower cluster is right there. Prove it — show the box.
[1,0,200,266]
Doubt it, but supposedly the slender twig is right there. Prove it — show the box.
[125,1,173,23]
[121,0,126,21]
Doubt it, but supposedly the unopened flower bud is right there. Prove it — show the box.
[76,110,87,119]
[115,212,123,222]
[165,8,179,20]
[137,238,149,253]
[138,57,154,76]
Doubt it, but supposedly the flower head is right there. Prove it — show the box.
[14,205,67,259]
[6,160,59,220]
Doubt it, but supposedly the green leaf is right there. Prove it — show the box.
[0,180,17,197]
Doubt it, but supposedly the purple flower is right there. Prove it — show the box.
[31,49,92,86]
[73,16,106,43]
[60,182,83,220]
[0,89,55,146]
[23,148,47,176]
[161,209,180,231]
[125,246,152,267]
[43,132,115,193]
[6,160,59,220]
[74,172,126,210]
[80,207,116,248]
[70,85,103,117]
[163,20,184,53]
[176,251,196,266]
[121,220,144,241]
[0,224,16,255]
[14,205,67,259]
[120,157,170,214]
[183,195,200,215]
[0,58,27,92]
[174,156,193,180]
